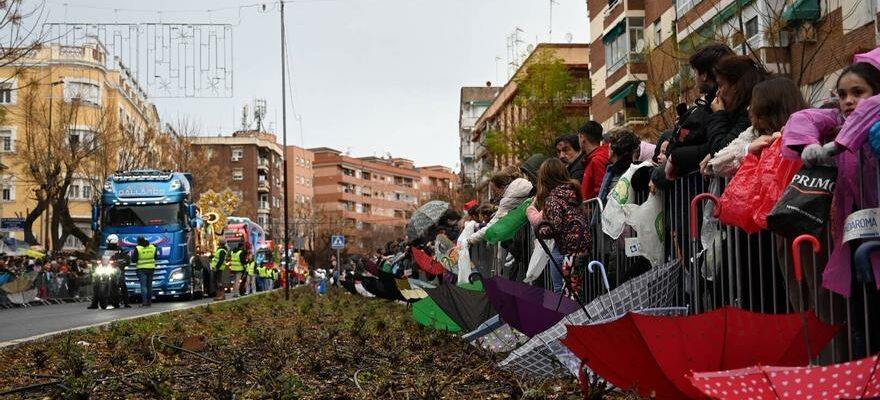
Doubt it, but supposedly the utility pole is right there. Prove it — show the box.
[280,0,292,300]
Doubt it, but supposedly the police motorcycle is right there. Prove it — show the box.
[88,235,129,310]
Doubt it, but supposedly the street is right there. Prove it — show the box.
[0,296,229,347]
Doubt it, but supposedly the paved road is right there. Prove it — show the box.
[0,295,228,347]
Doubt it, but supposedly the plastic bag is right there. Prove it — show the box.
[700,179,724,281]
[621,192,665,266]
[486,198,533,244]
[524,238,553,283]
[752,138,803,229]
[602,161,654,239]
[767,165,837,239]
[718,153,763,233]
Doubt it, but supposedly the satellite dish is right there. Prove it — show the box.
[635,38,646,53]
[526,44,535,53]
[565,33,573,43]
[636,82,647,97]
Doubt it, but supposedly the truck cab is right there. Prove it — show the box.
[92,170,205,301]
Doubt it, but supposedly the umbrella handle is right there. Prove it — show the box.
[792,235,821,283]
[689,193,721,238]
[587,261,610,292]
[854,241,880,284]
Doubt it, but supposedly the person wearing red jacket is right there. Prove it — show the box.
[578,121,610,200]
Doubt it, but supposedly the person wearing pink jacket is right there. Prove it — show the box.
[781,48,880,297]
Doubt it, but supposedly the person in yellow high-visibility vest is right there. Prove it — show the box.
[244,258,256,295]
[130,236,157,307]
[211,238,229,301]
[229,246,247,298]
[256,263,268,292]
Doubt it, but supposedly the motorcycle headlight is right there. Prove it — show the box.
[170,269,184,281]
[96,265,114,276]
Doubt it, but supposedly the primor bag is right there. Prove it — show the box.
[767,165,837,239]
[752,138,803,230]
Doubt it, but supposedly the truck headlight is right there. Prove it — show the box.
[170,269,185,281]
[170,179,182,191]
[103,181,114,192]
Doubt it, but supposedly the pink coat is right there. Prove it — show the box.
[782,95,880,296]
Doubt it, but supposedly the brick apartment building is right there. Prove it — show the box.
[310,147,459,254]
[470,43,591,186]
[191,131,286,240]
[586,0,879,136]
[285,145,315,250]
[459,86,501,190]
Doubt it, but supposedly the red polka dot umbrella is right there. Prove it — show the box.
[687,354,880,400]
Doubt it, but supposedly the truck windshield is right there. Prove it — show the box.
[104,204,185,227]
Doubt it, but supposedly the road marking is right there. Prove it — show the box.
[0,290,277,349]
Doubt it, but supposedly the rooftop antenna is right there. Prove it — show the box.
[254,98,267,131]
[565,32,574,43]
[240,104,250,131]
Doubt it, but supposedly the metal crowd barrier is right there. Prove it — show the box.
[468,151,879,366]
[0,272,93,308]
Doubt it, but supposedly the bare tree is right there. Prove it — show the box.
[0,1,49,75]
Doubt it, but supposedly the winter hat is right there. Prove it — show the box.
[519,153,548,181]
[853,47,880,72]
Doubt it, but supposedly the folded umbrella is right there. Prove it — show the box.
[688,354,880,400]
[484,276,580,337]
[498,259,681,378]
[562,306,840,400]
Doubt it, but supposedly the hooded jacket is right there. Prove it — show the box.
[581,144,610,200]
[468,178,533,244]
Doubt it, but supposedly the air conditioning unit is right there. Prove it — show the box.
[613,111,625,125]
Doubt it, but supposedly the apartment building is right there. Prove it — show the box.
[311,148,459,254]
[190,131,286,240]
[0,41,163,249]
[418,165,460,205]
[285,145,315,250]
[459,86,500,189]
[471,43,590,177]
[587,0,879,134]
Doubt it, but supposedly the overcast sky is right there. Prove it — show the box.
[36,0,589,170]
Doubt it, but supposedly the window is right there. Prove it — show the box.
[232,168,243,180]
[231,148,243,161]
[605,18,644,74]
[745,17,759,39]
[68,184,80,200]
[1,175,15,202]
[82,185,92,199]
[0,81,14,104]
[676,0,696,17]
[654,20,663,45]
[64,80,100,105]
[103,204,185,227]
[0,128,14,152]
[68,128,95,150]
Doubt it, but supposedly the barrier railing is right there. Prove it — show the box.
[466,153,879,365]
[0,272,93,308]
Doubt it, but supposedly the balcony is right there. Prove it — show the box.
[258,158,270,171]
[257,202,270,214]
[257,179,270,192]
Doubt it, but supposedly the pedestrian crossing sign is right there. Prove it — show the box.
[330,235,346,249]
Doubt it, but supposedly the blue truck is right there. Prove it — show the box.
[91,169,206,301]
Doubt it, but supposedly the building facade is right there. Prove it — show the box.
[459,86,500,189]
[586,0,880,135]
[0,40,163,249]
[190,131,285,240]
[471,43,591,179]
[311,148,459,254]
[285,145,315,251]
[418,165,460,206]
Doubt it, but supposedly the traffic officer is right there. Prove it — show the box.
[244,257,257,294]
[212,238,229,301]
[130,236,157,307]
[255,262,267,292]
[229,245,248,297]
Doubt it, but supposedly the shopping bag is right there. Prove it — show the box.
[486,198,533,244]
[524,238,553,283]
[767,165,837,239]
[621,192,665,266]
[753,138,803,229]
[602,161,654,239]
[718,154,763,233]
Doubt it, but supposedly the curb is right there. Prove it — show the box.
[0,289,280,349]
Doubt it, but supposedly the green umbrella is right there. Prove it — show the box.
[412,296,462,332]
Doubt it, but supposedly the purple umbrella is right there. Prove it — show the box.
[484,276,581,338]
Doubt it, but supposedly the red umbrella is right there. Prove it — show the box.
[411,246,445,275]
[561,306,840,399]
[687,354,880,399]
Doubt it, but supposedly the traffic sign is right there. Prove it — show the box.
[330,235,346,249]
[1,218,25,231]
